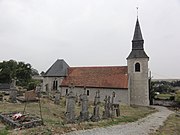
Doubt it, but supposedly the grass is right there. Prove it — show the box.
[0,128,9,135]
[0,97,156,135]
[155,94,173,100]
[152,113,180,135]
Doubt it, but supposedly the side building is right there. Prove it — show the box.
[42,59,69,92]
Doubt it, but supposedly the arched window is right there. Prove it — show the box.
[135,62,140,72]
[87,90,90,96]
[66,89,68,95]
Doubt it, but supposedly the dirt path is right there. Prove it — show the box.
[64,106,174,135]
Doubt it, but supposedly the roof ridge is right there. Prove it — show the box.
[69,66,127,68]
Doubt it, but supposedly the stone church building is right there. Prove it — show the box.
[43,18,149,106]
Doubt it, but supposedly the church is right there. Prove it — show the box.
[43,18,150,106]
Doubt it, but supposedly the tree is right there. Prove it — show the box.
[16,62,32,86]
[0,60,17,83]
[32,68,39,76]
[0,60,39,88]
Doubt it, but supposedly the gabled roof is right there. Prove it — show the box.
[44,59,69,77]
[61,66,128,89]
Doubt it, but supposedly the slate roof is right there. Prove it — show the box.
[133,18,143,41]
[61,66,128,89]
[127,18,149,59]
[127,50,149,59]
[44,59,69,77]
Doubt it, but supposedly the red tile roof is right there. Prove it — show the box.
[61,66,128,89]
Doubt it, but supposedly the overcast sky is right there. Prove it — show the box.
[0,0,180,79]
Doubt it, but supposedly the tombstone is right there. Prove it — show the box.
[111,92,120,117]
[102,95,111,119]
[78,94,82,106]
[54,93,60,105]
[10,79,16,89]
[75,93,78,103]
[91,90,100,122]
[9,90,17,103]
[35,84,42,98]
[25,90,37,101]
[111,92,116,117]
[65,84,76,123]
[0,94,3,102]
[79,87,89,121]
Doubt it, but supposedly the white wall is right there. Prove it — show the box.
[43,77,64,92]
[61,87,128,104]
[127,58,149,106]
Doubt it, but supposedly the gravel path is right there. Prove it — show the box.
[64,106,174,135]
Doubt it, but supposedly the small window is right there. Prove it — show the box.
[135,62,140,72]
[66,89,68,95]
[53,80,58,90]
[87,90,90,96]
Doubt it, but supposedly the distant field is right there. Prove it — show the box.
[0,98,156,135]
[155,94,173,100]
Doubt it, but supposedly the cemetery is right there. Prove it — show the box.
[0,84,156,134]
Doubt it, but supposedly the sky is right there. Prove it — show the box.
[0,0,180,79]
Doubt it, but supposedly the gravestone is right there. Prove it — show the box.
[79,87,89,121]
[111,92,120,117]
[75,93,78,103]
[54,93,60,105]
[9,90,17,103]
[35,84,42,98]
[102,95,111,119]
[65,84,76,123]
[0,94,3,102]
[91,90,100,122]
[25,90,37,101]
[10,79,16,89]
[111,92,115,117]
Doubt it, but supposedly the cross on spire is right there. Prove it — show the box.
[136,7,139,18]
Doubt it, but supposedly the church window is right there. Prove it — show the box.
[53,80,58,90]
[87,90,90,96]
[135,62,140,72]
[66,89,68,95]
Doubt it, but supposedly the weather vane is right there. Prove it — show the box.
[136,7,139,18]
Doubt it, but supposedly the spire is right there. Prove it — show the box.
[127,17,149,59]
[133,18,143,41]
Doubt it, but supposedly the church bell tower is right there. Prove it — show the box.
[127,18,149,106]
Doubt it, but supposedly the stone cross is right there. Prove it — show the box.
[54,93,60,105]
[9,90,17,103]
[111,92,116,117]
[65,84,76,123]
[102,95,110,118]
[91,90,100,122]
[79,87,89,121]
[0,94,3,102]
[10,79,16,89]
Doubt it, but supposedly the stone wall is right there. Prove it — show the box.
[127,58,149,106]
[61,87,128,104]
[42,77,64,92]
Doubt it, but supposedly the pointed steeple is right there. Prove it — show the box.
[133,18,143,41]
[127,18,149,59]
